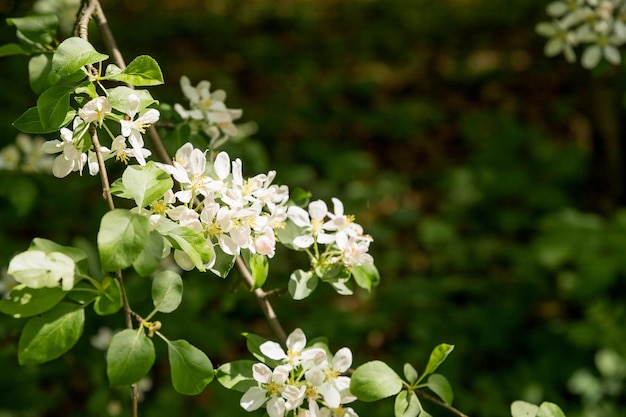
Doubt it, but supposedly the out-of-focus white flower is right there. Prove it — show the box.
[174,76,242,146]
[0,144,20,170]
[537,0,626,68]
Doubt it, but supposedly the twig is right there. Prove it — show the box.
[89,125,114,210]
[76,3,140,415]
[90,2,173,165]
[73,0,96,39]
[415,389,470,417]
[235,256,287,344]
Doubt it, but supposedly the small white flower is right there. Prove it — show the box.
[120,94,159,165]
[41,118,88,178]
[306,348,354,409]
[260,328,326,367]
[78,96,111,126]
[240,363,296,417]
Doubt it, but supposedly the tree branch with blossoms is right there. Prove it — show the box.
[0,1,573,417]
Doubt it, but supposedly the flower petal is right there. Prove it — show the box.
[214,151,231,179]
[260,341,287,360]
[286,328,307,353]
[240,386,267,411]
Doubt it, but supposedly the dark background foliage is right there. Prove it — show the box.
[1,0,626,416]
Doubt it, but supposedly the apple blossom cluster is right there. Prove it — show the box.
[153,142,289,269]
[150,142,375,280]
[288,199,374,268]
[40,94,155,178]
[536,0,626,68]
[0,134,54,173]
[174,76,243,149]
[241,328,358,417]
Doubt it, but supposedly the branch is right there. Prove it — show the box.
[77,3,140,415]
[89,125,114,211]
[415,389,470,417]
[235,256,287,344]
[89,119,140,417]
[88,1,173,165]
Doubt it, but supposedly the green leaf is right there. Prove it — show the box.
[133,231,164,277]
[394,391,421,417]
[18,302,84,365]
[422,344,454,379]
[537,402,566,417]
[152,271,183,313]
[8,250,76,291]
[0,42,28,57]
[0,286,65,318]
[403,363,419,385]
[108,86,157,113]
[352,263,380,292]
[249,253,268,290]
[52,37,108,79]
[110,177,133,199]
[37,84,73,131]
[315,263,348,281]
[104,55,164,86]
[7,15,58,47]
[106,328,155,386]
[94,277,123,316]
[243,333,281,368]
[156,220,213,272]
[28,53,60,94]
[426,374,453,405]
[209,246,235,278]
[13,106,74,134]
[167,339,214,395]
[98,209,150,272]
[121,161,173,208]
[289,187,312,207]
[275,219,308,251]
[511,401,539,417]
[216,360,257,393]
[288,269,318,300]
[350,360,404,402]
[74,81,98,99]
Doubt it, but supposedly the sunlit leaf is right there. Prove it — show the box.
[121,161,173,208]
[288,269,317,300]
[52,37,108,79]
[98,209,150,272]
[8,250,75,291]
[216,360,257,393]
[104,55,164,86]
[351,360,403,402]
[394,391,420,417]
[422,344,454,379]
[426,374,453,404]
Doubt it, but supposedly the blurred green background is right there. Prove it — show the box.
[1,0,626,416]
